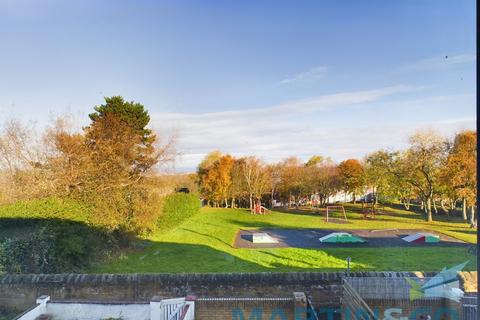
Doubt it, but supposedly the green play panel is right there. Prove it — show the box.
[319,232,366,243]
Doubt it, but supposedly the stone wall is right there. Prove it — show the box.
[0,272,345,311]
[0,272,475,315]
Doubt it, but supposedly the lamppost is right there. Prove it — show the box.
[346,257,351,276]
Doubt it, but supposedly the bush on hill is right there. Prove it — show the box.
[158,193,201,231]
[0,219,117,273]
[0,198,120,273]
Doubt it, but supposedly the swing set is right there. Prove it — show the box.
[361,201,385,219]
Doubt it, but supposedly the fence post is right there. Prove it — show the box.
[294,292,307,320]
[35,295,50,314]
[150,296,162,320]
[186,295,196,319]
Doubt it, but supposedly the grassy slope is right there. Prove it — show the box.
[92,204,477,273]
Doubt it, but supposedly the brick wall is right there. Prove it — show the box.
[365,298,461,320]
[194,297,296,320]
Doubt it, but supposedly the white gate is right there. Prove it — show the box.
[155,297,195,320]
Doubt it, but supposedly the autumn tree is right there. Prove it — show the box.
[50,98,172,232]
[277,157,306,207]
[197,150,223,205]
[388,163,417,210]
[0,120,52,201]
[208,155,235,207]
[267,163,281,207]
[392,130,447,222]
[337,159,364,203]
[441,130,476,224]
[305,157,339,206]
[254,164,273,204]
[197,150,223,173]
[363,150,394,205]
[241,156,271,209]
[43,117,90,195]
[0,97,174,233]
[305,155,324,167]
[228,158,248,208]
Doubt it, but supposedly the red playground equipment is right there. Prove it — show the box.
[251,199,270,214]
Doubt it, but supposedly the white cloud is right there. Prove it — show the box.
[280,66,328,85]
[151,85,474,172]
[156,84,413,121]
[400,53,476,71]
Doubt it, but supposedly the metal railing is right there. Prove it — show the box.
[462,295,478,320]
[342,279,377,320]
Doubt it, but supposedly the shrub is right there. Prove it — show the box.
[0,221,117,273]
[157,193,201,231]
[0,229,54,273]
[83,180,163,234]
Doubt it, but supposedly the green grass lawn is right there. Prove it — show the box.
[91,204,477,273]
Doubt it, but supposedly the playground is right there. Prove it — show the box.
[92,203,477,273]
[234,228,468,249]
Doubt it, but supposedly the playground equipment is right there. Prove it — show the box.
[249,232,278,243]
[325,205,347,222]
[361,202,384,219]
[402,233,440,243]
[251,200,270,214]
[319,232,365,243]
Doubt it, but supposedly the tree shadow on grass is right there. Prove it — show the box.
[341,205,423,221]
[0,217,120,240]
[259,251,320,268]
[99,239,478,273]
[273,207,323,217]
[2,217,475,275]
[225,218,296,229]
[92,241,273,273]
[345,204,470,226]
[0,217,270,274]
[381,212,472,226]
[450,229,476,235]
[0,217,130,274]
[275,205,429,224]
[180,227,233,248]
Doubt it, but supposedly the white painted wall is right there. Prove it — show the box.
[16,296,49,320]
[46,303,150,320]
[17,300,150,320]
[327,191,353,203]
[15,306,43,320]
[15,296,195,320]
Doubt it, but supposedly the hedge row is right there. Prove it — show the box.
[0,197,91,222]
[157,193,201,231]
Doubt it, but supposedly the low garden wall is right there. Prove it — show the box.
[0,272,475,315]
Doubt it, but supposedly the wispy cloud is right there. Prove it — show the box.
[156,84,413,122]
[152,85,440,171]
[156,114,475,172]
[400,53,476,71]
[280,66,328,85]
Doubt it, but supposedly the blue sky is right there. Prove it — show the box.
[0,0,476,171]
